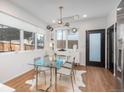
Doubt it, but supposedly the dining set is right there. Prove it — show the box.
[28,51,85,92]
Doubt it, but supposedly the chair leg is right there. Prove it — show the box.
[74,69,76,75]
[71,75,74,92]
[59,74,62,80]
[73,71,76,84]
[44,71,46,85]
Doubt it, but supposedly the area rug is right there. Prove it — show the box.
[25,70,86,92]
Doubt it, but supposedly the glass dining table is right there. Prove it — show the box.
[28,55,65,92]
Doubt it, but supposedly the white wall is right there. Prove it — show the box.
[0,50,45,83]
[0,0,47,83]
[0,0,46,29]
[107,0,121,27]
[0,12,45,34]
[76,17,107,66]
[107,8,117,27]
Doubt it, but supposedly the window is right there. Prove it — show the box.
[24,31,35,50]
[68,31,79,49]
[0,24,45,52]
[0,24,20,52]
[56,30,66,49]
[56,29,79,50]
[37,33,44,49]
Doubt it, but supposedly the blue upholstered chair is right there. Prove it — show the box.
[55,56,63,69]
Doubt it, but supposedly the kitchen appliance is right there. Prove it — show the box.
[116,0,124,90]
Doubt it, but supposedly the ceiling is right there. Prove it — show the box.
[9,0,120,24]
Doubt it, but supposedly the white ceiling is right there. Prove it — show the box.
[9,0,120,24]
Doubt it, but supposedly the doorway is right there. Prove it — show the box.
[107,25,114,73]
[86,29,105,67]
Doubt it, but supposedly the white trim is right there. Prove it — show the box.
[105,28,107,69]
[35,33,37,50]
[113,24,116,76]
[20,30,24,51]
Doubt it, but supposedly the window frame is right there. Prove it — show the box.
[0,23,45,54]
[36,33,45,49]
[55,28,79,50]
[23,31,35,51]
[0,24,21,52]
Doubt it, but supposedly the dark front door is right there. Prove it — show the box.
[86,29,105,67]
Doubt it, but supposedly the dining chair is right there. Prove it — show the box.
[57,56,75,91]
[34,57,50,85]
[63,53,76,82]
[64,50,78,68]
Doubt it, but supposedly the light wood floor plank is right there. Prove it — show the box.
[4,66,120,92]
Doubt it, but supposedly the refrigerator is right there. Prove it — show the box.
[116,0,124,90]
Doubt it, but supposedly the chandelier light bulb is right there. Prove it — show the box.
[58,20,62,24]
[72,28,77,33]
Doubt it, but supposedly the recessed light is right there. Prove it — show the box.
[117,8,122,11]
[52,20,56,23]
[83,14,87,18]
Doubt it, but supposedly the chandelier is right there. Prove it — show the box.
[58,6,63,25]
[46,6,77,33]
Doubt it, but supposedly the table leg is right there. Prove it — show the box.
[36,66,38,90]
[55,68,57,91]
[50,67,52,86]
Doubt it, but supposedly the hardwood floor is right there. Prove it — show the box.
[4,66,120,92]
[84,66,118,92]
